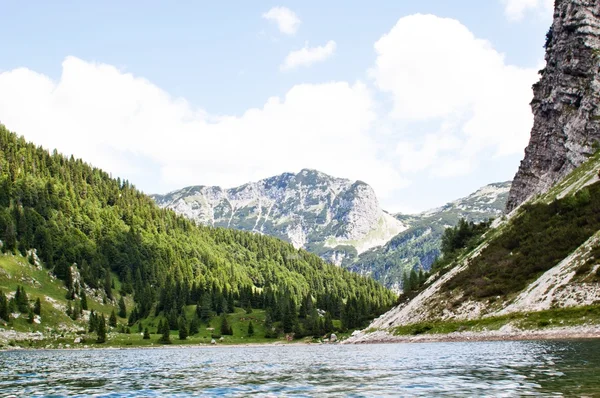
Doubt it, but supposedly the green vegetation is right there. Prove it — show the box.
[444,183,600,299]
[392,305,600,336]
[0,124,394,346]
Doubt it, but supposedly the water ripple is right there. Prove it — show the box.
[1,340,599,396]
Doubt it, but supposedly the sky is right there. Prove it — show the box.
[0,0,554,214]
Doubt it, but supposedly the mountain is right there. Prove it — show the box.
[347,182,511,291]
[348,0,600,343]
[0,124,395,345]
[152,169,407,260]
[154,173,510,290]
[506,0,600,211]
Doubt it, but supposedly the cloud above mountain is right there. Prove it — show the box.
[0,14,539,212]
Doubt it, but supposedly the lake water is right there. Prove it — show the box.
[1,340,599,396]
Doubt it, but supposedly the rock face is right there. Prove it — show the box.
[152,169,406,258]
[506,0,600,212]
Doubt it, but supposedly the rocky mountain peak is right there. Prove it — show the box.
[152,170,406,255]
[506,0,600,212]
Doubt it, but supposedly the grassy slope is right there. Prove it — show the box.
[0,254,339,348]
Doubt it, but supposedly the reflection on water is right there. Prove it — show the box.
[1,340,599,396]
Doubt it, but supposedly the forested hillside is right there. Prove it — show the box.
[0,124,394,341]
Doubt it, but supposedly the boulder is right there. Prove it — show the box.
[329,333,337,342]
[211,339,216,345]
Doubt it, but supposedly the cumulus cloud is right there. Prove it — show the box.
[370,14,538,177]
[0,56,404,199]
[262,7,301,35]
[280,41,337,71]
[501,0,554,21]
[0,14,539,212]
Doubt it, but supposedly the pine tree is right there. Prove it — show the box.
[15,286,29,313]
[118,296,126,318]
[324,312,334,333]
[0,290,10,322]
[199,295,212,324]
[33,297,41,316]
[159,320,171,344]
[88,310,97,333]
[109,310,117,327]
[28,308,35,324]
[137,322,143,333]
[220,314,233,336]
[247,321,254,337]
[189,316,200,335]
[143,327,150,339]
[178,318,188,340]
[80,290,88,310]
[96,314,107,343]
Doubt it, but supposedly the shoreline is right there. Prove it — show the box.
[344,324,600,345]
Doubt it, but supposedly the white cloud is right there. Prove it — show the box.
[501,0,554,22]
[0,56,404,200]
[0,14,539,213]
[371,14,538,177]
[262,7,301,35]
[280,41,336,71]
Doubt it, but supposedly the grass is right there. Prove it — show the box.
[391,305,600,336]
[0,253,331,348]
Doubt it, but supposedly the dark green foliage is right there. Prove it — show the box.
[143,327,150,339]
[189,316,200,335]
[88,310,97,333]
[14,286,30,313]
[247,321,254,337]
[0,290,9,322]
[96,314,107,343]
[0,124,394,330]
[118,296,126,318]
[159,320,171,344]
[445,184,600,299]
[220,314,233,336]
[109,310,117,327]
[178,318,188,340]
[28,308,35,324]
[80,290,88,311]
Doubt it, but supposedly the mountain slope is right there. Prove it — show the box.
[348,0,600,342]
[344,182,511,290]
[152,170,406,257]
[0,124,395,342]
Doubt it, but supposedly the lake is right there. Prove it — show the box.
[1,340,599,396]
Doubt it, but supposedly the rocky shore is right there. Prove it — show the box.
[344,324,600,344]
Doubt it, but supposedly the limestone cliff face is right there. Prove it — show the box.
[506,0,600,212]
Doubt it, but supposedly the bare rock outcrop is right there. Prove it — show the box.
[506,0,600,212]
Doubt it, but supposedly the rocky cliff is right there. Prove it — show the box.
[506,0,600,212]
[152,169,406,256]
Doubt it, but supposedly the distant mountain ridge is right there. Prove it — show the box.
[154,171,510,290]
[152,169,406,254]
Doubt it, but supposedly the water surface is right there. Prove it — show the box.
[1,340,599,396]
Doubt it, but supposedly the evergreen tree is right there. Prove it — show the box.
[199,294,212,324]
[109,310,117,327]
[96,314,107,343]
[143,327,150,339]
[159,320,171,344]
[178,318,188,340]
[15,286,29,313]
[80,290,88,310]
[28,308,35,324]
[137,322,143,333]
[247,321,254,337]
[189,316,200,335]
[220,314,233,336]
[0,290,10,322]
[33,297,41,316]
[324,312,334,333]
[88,310,97,333]
[118,296,127,318]
[66,300,73,318]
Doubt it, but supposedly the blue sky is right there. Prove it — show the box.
[0,0,553,213]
